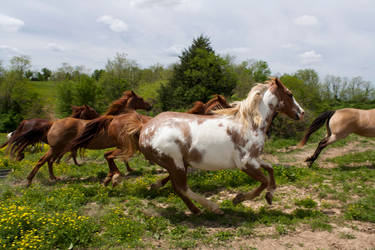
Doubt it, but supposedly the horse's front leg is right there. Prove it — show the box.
[233,159,269,205]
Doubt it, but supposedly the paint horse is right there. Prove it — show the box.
[1,105,99,163]
[123,78,304,214]
[70,94,232,186]
[300,108,375,166]
[25,91,152,187]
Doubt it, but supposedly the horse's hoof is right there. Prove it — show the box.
[149,182,162,191]
[212,208,224,215]
[111,173,122,187]
[265,192,273,205]
[49,176,61,182]
[233,193,245,205]
[103,176,112,186]
[26,180,32,188]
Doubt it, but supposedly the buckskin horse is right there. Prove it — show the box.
[1,104,99,163]
[299,108,375,166]
[25,91,152,186]
[122,78,304,214]
[70,94,232,186]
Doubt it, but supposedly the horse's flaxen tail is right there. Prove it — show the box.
[298,111,335,148]
[120,113,149,160]
[71,116,114,151]
[8,122,52,157]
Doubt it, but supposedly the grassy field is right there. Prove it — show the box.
[0,131,375,249]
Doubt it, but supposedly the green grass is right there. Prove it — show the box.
[1,133,375,248]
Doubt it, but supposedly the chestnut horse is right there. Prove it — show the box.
[25,91,152,186]
[70,95,232,186]
[1,105,99,163]
[299,108,375,166]
[186,95,232,114]
[124,78,304,214]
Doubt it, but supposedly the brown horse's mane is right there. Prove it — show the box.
[187,95,231,115]
[186,101,205,114]
[104,91,134,116]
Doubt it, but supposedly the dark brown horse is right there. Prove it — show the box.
[25,91,152,186]
[70,95,232,186]
[124,78,304,214]
[1,105,99,163]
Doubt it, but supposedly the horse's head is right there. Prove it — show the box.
[125,90,152,111]
[204,95,231,114]
[270,78,304,121]
[71,104,100,119]
[80,105,100,119]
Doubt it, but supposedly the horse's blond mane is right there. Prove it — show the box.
[214,83,269,129]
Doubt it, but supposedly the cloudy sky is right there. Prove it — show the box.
[1,0,374,81]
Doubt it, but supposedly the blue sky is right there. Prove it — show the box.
[1,0,374,82]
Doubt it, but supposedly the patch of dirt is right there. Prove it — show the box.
[229,224,375,250]
[264,140,375,169]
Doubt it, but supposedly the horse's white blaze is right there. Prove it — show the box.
[7,132,14,139]
[292,96,304,114]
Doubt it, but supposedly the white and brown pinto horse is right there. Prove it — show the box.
[126,78,304,214]
[300,108,375,166]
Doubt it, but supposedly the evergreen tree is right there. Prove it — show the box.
[159,35,237,110]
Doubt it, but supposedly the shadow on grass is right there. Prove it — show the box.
[153,204,319,229]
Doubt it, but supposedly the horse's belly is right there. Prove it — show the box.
[188,136,237,170]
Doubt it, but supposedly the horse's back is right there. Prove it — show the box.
[331,108,375,136]
[48,118,89,146]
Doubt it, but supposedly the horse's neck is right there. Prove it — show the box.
[258,90,278,131]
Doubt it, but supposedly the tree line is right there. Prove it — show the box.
[0,35,374,137]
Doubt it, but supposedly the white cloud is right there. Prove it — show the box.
[0,14,24,32]
[293,15,318,27]
[220,47,251,54]
[299,50,322,64]
[0,45,20,53]
[165,45,184,57]
[130,0,185,8]
[47,43,64,52]
[280,43,295,49]
[97,15,128,32]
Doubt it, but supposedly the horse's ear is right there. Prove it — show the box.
[275,78,282,87]
[84,104,89,108]
[131,90,136,96]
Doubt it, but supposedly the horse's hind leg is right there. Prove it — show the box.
[71,150,81,166]
[26,149,53,187]
[233,163,269,205]
[124,161,134,173]
[103,149,123,186]
[259,160,276,205]
[167,160,222,214]
[150,175,170,190]
[305,133,345,167]
[47,157,60,181]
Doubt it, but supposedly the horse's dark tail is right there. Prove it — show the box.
[71,116,114,151]
[8,122,52,157]
[298,111,335,148]
[0,139,9,149]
